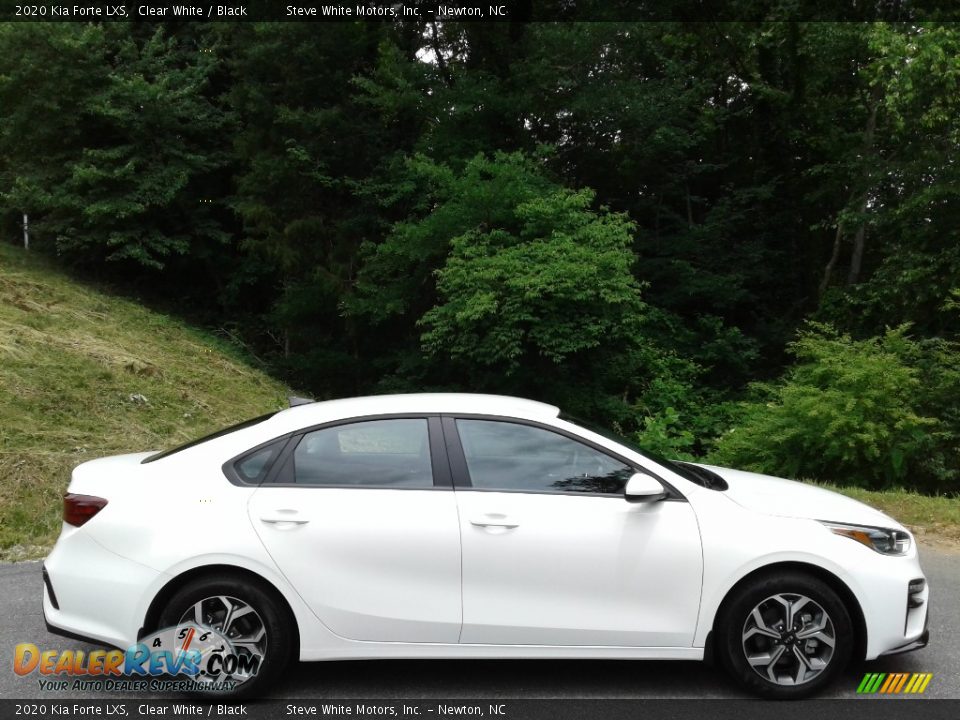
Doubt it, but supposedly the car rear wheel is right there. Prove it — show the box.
[157,573,294,697]
[717,571,854,699]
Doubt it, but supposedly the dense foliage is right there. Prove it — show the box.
[711,326,950,490]
[1,19,958,492]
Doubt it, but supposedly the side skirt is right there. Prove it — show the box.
[300,644,704,662]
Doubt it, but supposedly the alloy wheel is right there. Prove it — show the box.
[177,595,268,686]
[741,592,836,686]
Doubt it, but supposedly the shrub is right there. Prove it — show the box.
[709,324,940,490]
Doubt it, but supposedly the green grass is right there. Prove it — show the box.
[823,484,960,546]
[0,243,288,560]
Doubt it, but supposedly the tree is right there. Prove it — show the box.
[352,151,700,426]
[0,24,110,253]
[220,22,395,392]
[0,25,231,270]
[822,23,960,336]
[420,170,645,375]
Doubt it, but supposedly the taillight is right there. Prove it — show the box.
[63,493,108,527]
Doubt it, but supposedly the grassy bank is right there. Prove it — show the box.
[0,244,288,560]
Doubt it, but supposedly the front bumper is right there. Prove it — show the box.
[880,612,930,656]
[848,539,931,660]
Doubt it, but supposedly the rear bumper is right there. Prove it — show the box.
[43,526,163,649]
[43,600,118,649]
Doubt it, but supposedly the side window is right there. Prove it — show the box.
[455,419,633,494]
[233,439,285,484]
[289,418,434,488]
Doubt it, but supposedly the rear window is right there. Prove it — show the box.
[233,438,287,483]
[279,418,434,488]
[141,411,279,464]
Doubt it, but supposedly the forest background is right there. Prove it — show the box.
[3,17,960,496]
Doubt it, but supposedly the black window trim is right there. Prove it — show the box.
[441,414,686,501]
[145,411,280,465]
[222,413,453,490]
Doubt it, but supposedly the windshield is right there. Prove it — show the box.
[558,412,720,488]
[141,411,279,464]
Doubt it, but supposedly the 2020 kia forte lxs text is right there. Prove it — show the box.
[43,394,930,698]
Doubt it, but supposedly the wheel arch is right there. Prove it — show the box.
[705,561,867,665]
[139,563,301,658]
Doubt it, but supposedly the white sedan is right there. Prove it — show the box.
[43,394,929,698]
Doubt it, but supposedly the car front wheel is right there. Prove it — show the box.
[717,571,854,699]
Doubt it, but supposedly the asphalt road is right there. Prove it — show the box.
[2,543,956,700]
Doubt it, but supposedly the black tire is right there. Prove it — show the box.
[716,571,854,699]
[157,573,294,698]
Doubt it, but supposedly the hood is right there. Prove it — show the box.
[693,463,903,530]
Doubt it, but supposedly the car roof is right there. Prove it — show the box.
[266,393,560,433]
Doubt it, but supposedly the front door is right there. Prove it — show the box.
[447,417,703,647]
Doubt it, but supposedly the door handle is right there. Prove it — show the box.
[470,514,519,529]
[260,509,309,526]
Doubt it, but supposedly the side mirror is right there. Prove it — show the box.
[624,472,667,503]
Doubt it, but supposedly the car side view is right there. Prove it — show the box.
[43,394,930,699]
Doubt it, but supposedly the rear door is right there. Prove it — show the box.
[246,416,462,643]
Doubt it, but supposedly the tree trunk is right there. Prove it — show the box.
[818,224,843,298]
[847,92,880,286]
[847,194,869,286]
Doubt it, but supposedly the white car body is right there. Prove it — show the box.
[44,394,929,679]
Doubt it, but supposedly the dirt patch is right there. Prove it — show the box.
[917,535,960,555]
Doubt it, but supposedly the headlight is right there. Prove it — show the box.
[820,521,911,555]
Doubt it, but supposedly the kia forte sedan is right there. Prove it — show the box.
[43,394,929,698]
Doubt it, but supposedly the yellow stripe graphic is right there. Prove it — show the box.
[912,673,930,694]
[903,674,919,693]
[917,673,933,694]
